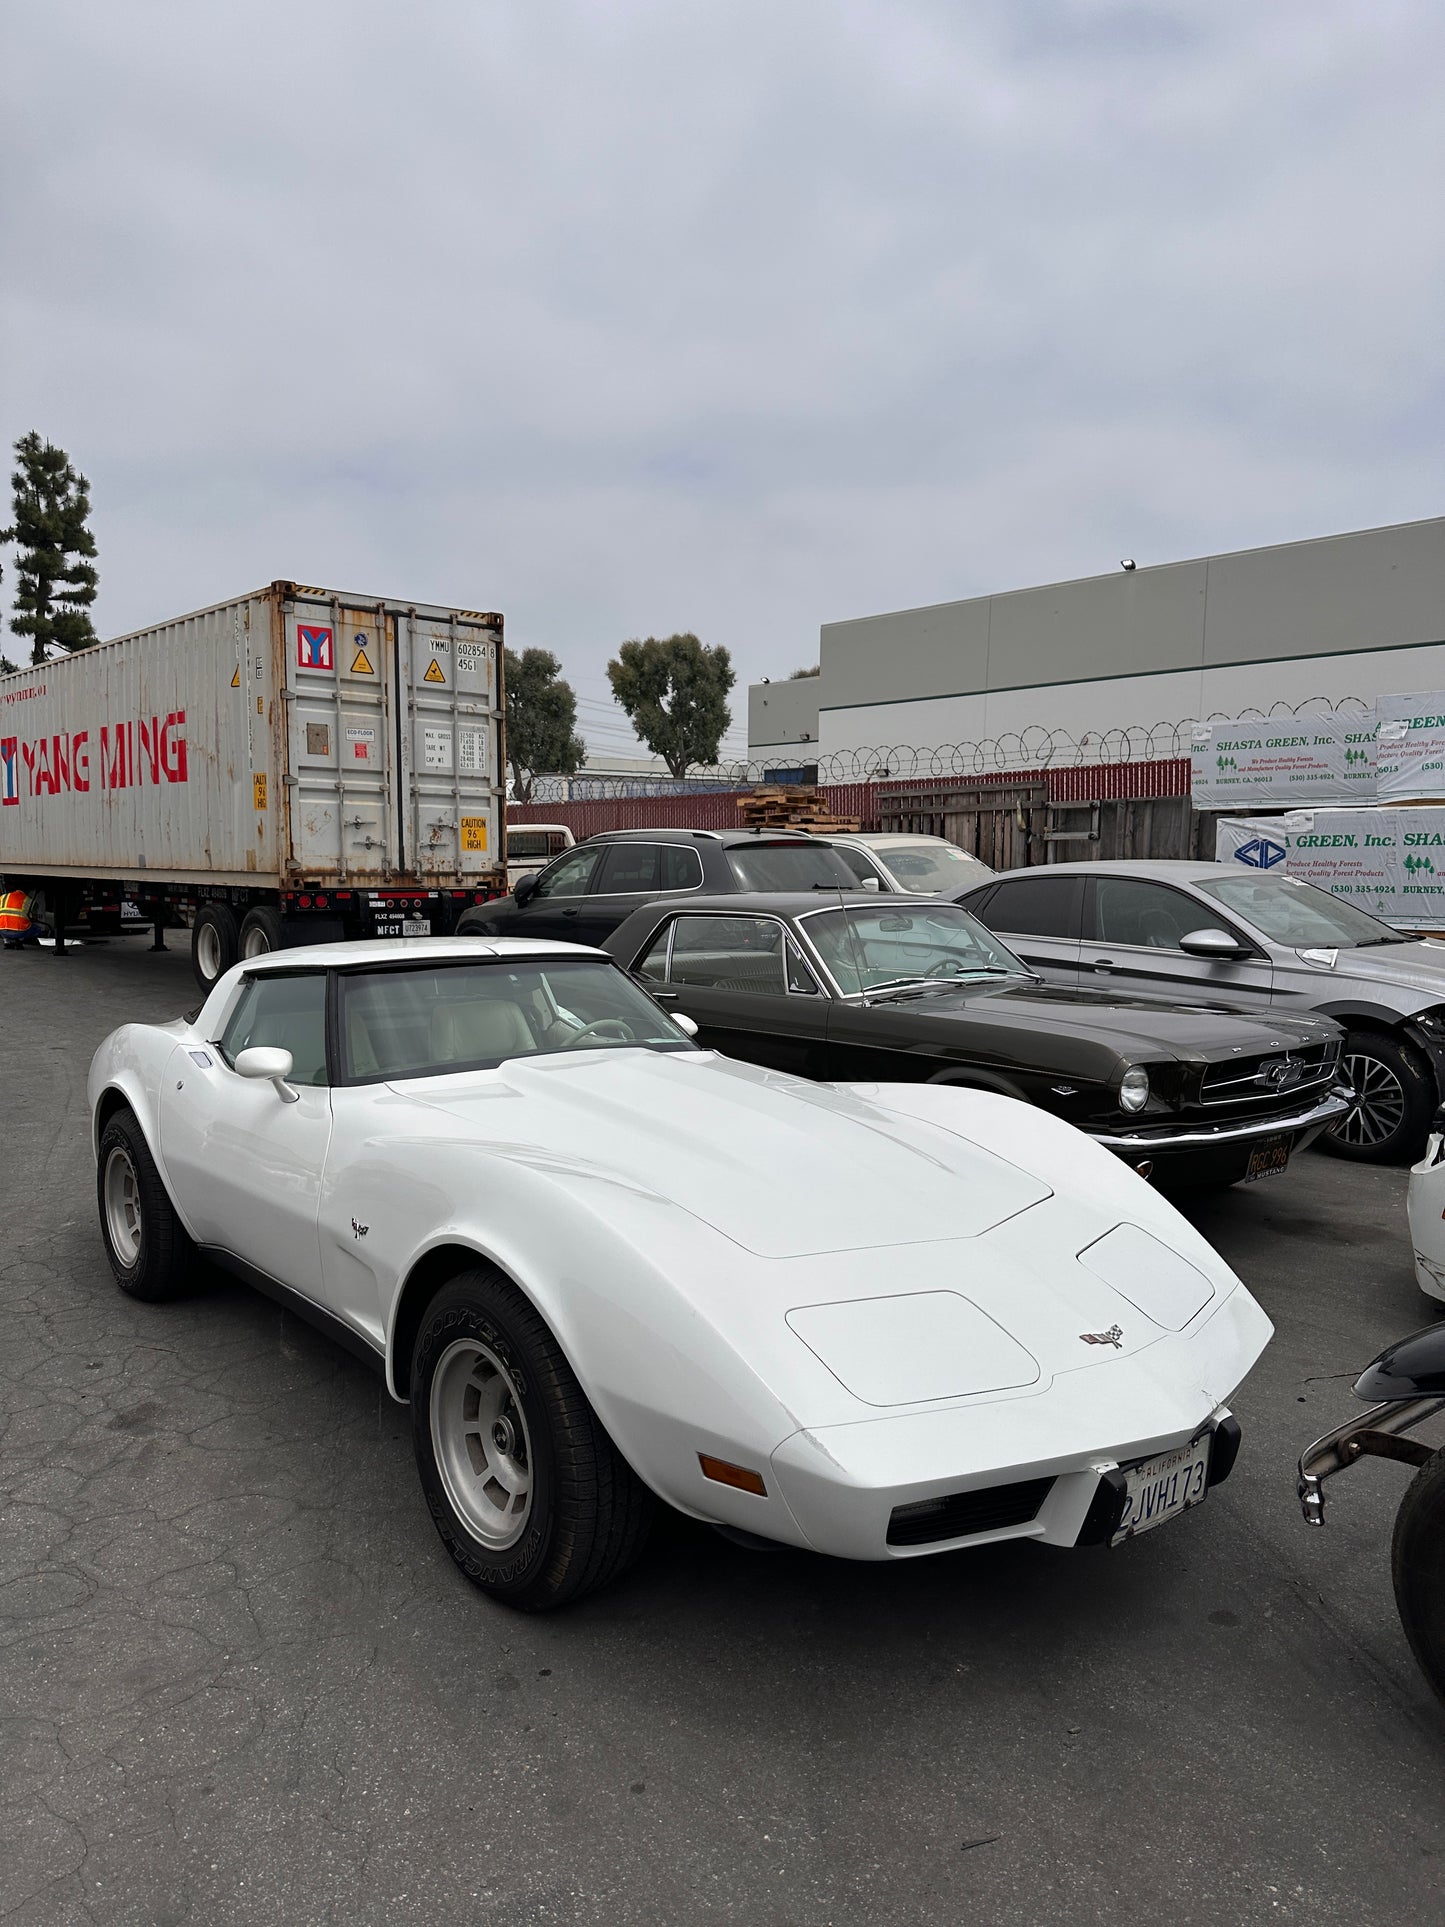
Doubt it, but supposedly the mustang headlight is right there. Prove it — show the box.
[1119,1066,1151,1113]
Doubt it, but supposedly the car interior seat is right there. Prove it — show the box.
[430,997,537,1065]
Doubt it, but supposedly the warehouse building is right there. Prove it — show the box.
[748,515,1445,772]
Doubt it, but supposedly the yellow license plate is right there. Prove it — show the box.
[460,817,488,852]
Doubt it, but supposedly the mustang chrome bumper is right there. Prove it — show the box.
[1297,1397,1445,1524]
[1092,1087,1351,1153]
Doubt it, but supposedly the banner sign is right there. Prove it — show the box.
[1215,808,1445,926]
[1373,693,1445,802]
[1190,716,1377,809]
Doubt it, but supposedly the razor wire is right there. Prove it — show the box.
[538,696,1372,799]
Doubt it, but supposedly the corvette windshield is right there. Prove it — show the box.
[1194,874,1407,948]
[338,959,693,1082]
[803,903,1027,995]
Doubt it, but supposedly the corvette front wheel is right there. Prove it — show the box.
[96,1110,194,1300]
[410,1268,654,1611]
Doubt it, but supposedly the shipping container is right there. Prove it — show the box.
[0,581,507,985]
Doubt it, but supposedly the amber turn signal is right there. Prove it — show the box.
[698,1454,767,1497]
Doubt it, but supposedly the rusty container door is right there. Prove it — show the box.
[396,609,503,883]
[282,592,395,881]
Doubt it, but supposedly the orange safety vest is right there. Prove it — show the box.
[0,890,32,935]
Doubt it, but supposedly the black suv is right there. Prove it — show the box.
[455,828,863,946]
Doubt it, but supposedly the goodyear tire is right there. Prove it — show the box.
[1324,1030,1434,1165]
[96,1109,194,1301]
[410,1267,654,1611]
[1391,1445,1445,1709]
[191,902,239,990]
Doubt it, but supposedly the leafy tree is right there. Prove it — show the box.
[606,632,734,780]
[2,433,100,665]
[505,646,586,803]
[788,664,820,678]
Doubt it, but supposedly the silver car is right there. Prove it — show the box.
[959,859,1445,1164]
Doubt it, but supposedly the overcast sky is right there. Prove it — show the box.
[3,1,1442,757]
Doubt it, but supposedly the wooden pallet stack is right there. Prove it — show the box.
[735,785,861,835]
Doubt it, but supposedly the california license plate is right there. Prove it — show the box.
[1244,1134,1291,1182]
[1112,1433,1211,1544]
[401,918,431,937]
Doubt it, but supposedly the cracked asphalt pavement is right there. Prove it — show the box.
[3,937,1443,1924]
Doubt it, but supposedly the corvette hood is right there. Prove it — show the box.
[400,1050,1052,1258]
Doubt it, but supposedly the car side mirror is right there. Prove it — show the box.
[514,872,540,907]
[670,1012,699,1038]
[235,1045,300,1102]
[1179,927,1249,960]
[859,875,881,892]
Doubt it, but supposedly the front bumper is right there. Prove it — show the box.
[1089,1087,1351,1179]
[770,1402,1243,1560]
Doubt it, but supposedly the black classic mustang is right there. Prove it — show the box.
[602,893,1353,1188]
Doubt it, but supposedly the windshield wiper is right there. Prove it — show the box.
[867,970,1019,1001]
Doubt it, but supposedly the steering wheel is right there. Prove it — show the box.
[924,958,966,978]
[562,1017,635,1048]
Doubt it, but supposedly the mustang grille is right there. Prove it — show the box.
[1199,1040,1341,1108]
[886,1476,1054,1548]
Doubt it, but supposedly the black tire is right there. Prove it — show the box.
[96,1109,195,1301]
[1323,1030,1434,1165]
[191,902,239,990]
[238,904,284,961]
[1391,1445,1445,1709]
[410,1267,654,1611]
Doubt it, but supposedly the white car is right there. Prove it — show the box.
[824,832,994,896]
[1406,1122,1445,1305]
[88,938,1272,1610]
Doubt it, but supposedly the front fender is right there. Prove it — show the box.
[328,1132,817,1535]
[88,1026,197,1233]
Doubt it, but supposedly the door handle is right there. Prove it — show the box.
[560,907,579,917]
[649,987,679,1002]
[1091,958,1118,973]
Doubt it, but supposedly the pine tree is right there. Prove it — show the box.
[2,434,100,665]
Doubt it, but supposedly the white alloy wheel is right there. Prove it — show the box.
[1338,1049,1408,1149]
[103,1146,143,1266]
[241,923,274,959]
[196,920,223,983]
[429,1338,534,1550]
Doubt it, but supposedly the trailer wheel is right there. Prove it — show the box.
[191,903,239,990]
[239,905,284,960]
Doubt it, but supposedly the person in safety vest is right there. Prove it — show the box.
[0,887,39,950]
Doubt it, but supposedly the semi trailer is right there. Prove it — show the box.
[0,581,507,987]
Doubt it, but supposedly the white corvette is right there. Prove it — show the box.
[89,938,1272,1610]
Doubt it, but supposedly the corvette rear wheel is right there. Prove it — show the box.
[96,1109,194,1300]
[410,1268,654,1611]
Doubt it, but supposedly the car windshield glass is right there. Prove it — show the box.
[1194,874,1404,948]
[338,959,693,1081]
[726,842,860,891]
[875,843,992,893]
[803,903,1026,994]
